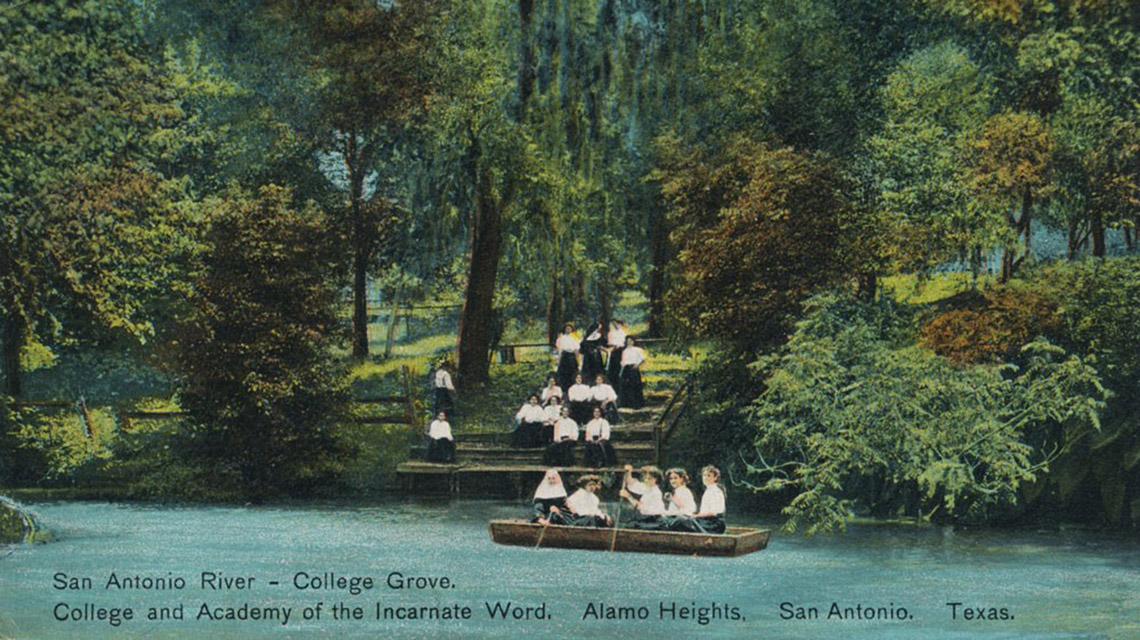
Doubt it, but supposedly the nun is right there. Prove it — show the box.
[532,468,569,525]
[554,323,581,392]
[553,475,611,527]
[618,336,647,409]
[670,465,727,534]
[544,406,578,467]
[604,320,627,391]
[512,394,547,448]
[424,411,456,463]
[566,373,594,426]
[580,320,607,382]
[591,373,620,424]
[583,406,617,468]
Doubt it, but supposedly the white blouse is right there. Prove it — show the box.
[516,404,546,423]
[566,488,603,517]
[584,418,611,441]
[543,404,562,423]
[427,419,452,440]
[699,485,726,516]
[434,369,454,390]
[553,417,579,442]
[607,327,626,348]
[567,383,592,402]
[628,479,665,516]
[540,385,563,404]
[665,486,696,515]
[556,334,580,353]
[621,347,647,367]
[591,384,617,404]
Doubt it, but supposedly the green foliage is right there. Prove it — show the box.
[919,285,1060,363]
[743,293,1107,533]
[172,186,351,497]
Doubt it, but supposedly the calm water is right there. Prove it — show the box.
[0,499,1137,639]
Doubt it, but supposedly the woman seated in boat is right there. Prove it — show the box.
[591,373,620,424]
[551,475,611,528]
[583,406,616,468]
[424,411,455,463]
[532,469,568,525]
[541,395,563,444]
[670,465,726,534]
[512,394,547,448]
[544,406,578,467]
[618,336,647,409]
[554,323,581,392]
[539,374,563,406]
[663,468,697,518]
[619,464,666,529]
[566,373,593,427]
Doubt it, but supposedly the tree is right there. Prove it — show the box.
[0,0,192,396]
[658,140,855,347]
[963,111,1054,282]
[174,186,349,496]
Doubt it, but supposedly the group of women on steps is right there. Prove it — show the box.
[531,465,727,534]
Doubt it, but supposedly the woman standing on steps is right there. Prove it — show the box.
[604,319,627,395]
[618,336,647,409]
[566,373,593,426]
[554,323,581,392]
[580,319,607,383]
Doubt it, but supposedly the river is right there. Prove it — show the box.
[0,499,1136,639]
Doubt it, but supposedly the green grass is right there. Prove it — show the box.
[882,272,995,305]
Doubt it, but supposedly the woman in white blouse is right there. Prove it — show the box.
[618,336,647,409]
[554,323,580,392]
[566,373,593,426]
[671,465,727,534]
[543,405,578,467]
[539,374,563,406]
[583,406,616,468]
[424,411,455,463]
[663,468,696,516]
[591,373,620,424]
[512,394,547,448]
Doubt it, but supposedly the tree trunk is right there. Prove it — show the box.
[2,309,23,398]
[646,209,669,337]
[546,260,561,346]
[516,0,535,121]
[598,279,611,331]
[1091,210,1106,258]
[1067,217,1080,260]
[456,166,503,390]
[383,292,401,359]
[1124,225,1134,252]
[347,133,371,360]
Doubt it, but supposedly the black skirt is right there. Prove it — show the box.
[556,351,579,391]
[618,366,644,409]
[532,497,567,522]
[424,437,455,463]
[511,420,545,448]
[625,514,666,530]
[668,515,726,534]
[553,512,608,528]
[543,440,576,467]
[569,400,593,426]
[584,440,616,468]
[433,387,454,416]
[606,346,624,388]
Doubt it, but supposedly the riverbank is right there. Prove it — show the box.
[0,495,49,544]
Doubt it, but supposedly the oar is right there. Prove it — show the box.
[535,519,551,549]
[609,501,622,552]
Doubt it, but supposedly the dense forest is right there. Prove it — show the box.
[1,0,1138,530]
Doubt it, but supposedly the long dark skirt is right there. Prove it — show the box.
[618,366,644,409]
[606,347,624,389]
[602,402,621,425]
[552,512,609,528]
[569,400,593,426]
[556,352,579,391]
[543,440,576,467]
[532,497,567,522]
[668,515,726,534]
[511,421,545,448]
[584,440,616,468]
[625,514,666,530]
[425,437,455,463]
[581,346,605,382]
[433,387,454,416]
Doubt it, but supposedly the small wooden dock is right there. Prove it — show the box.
[398,384,689,496]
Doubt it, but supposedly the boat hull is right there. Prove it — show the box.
[488,520,769,557]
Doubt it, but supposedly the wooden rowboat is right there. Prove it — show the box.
[488,519,770,557]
